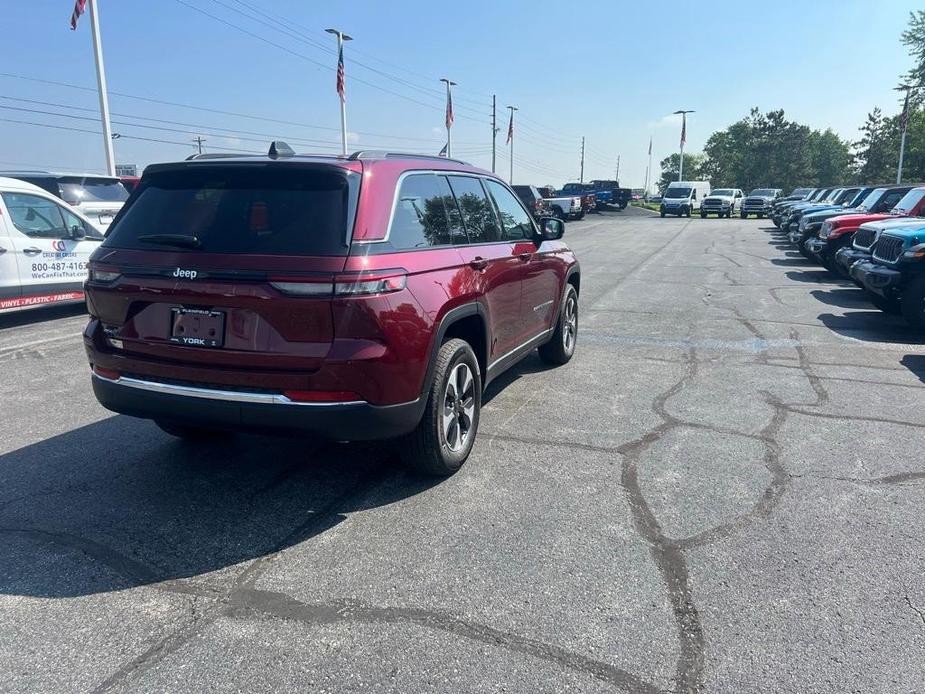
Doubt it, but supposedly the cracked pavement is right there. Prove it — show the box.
[1,209,924,693]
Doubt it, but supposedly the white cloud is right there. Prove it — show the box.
[647,113,684,129]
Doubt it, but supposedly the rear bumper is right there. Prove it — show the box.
[849,260,902,296]
[91,372,423,440]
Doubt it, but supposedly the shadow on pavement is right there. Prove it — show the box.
[0,415,442,598]
[809,288,875,309]
[816,312,925,344]
[900,354,925,383]
[784,269,852,284]
[0,303,86,331]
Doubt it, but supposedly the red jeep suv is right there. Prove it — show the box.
[83,144,580,475]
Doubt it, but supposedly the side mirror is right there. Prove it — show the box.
[538,217,564,241]
[70,224,86,240]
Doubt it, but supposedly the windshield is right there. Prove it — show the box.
[58,177,130,205]
[750,189,776,197]
[856,188,886,211]
[665,187,692,199]
[104,166,354,255]
[891,188,925,214]
[712,189,735,196]
[845,189,872,208]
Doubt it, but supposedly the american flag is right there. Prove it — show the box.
[680,114,686,147]
[900,90,911,132]
[506,111,513,144]
[70,0,87,30]
[336,42,345,103]
[445,89,454,129]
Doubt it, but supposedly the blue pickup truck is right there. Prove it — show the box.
[560,182,609,206]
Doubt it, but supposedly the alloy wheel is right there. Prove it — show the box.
[442,362,475,452]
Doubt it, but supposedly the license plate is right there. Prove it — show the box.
[170,308,225,347]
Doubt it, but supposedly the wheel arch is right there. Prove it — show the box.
[420,303,489,399]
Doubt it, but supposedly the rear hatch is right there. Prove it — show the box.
[87,162,358,372]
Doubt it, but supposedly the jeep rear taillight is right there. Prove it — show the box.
[270,270,407,297]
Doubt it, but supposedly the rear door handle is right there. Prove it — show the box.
[469,257,489,271]
[23,247,42,256]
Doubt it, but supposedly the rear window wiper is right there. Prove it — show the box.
[137,234,202,248]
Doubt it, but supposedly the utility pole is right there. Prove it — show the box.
[507,105,518,184]
[440,78,456,158]
[491,95,498,174]
[326,28,352,156]
[192,136,206,154]
[579,137,585,183]
[896,84,913,184]
[87,0,115,176]
[615,154,621,184]
[645,136,652,196]
[674,110,695,182]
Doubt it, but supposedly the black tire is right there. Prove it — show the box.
[538,284,578,365]
[900,276,925,329]
[553,206,566,221]
[869,292,901,315]
[740,212,747,219]
[758,213,764,219]
[155,420,223,439]
[700,212,707,219]
[401,338,481,476]
[576,212,585,220]
[660,210,665,218]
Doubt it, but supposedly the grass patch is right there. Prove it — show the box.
[631,201,661,212]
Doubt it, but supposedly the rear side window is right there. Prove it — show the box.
[389,174,464,249]
[447,176,500,244]
[485,180,534,241]
[103,166,354,255]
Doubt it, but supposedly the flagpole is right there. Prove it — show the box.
[441,78,456,159]
[507,105,517,184]
[645,136,652,196]
[87,0,115,176]
[673,110,694,182]
[326,28,352,156]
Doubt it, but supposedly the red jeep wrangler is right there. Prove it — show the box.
[83,144,580,476]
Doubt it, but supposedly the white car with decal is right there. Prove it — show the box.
[0,177,104,313]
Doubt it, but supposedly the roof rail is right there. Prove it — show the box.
[348,150,470,166]
[184,153,250,161]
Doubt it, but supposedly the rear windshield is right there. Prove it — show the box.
[59,177,129,204]
[103,166,354,255]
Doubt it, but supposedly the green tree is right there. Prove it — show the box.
[853,108,898,183]
[901,10,925,100]
[657,153,704,192]
[698,108,851,192]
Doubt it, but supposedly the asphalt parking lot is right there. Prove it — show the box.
[1,207,923,694]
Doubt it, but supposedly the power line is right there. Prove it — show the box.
[0,73,484,143]
[172,0,487,123]
[223,0,492,107]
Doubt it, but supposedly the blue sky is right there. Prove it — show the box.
[0,0,919,188]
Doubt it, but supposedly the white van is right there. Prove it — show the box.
[0,177,104,313]
[660,181,712,217]
[0,171,129,231]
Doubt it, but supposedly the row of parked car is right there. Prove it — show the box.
[512,181,632,222]
[656,183,789,219]
[768,184,925,329]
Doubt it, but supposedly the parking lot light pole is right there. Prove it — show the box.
[896,85,913,184]
[326,28,352,156]
[674,110,694,181]
[87,0,115,176]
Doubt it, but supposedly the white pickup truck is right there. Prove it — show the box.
[537,186,583,221]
